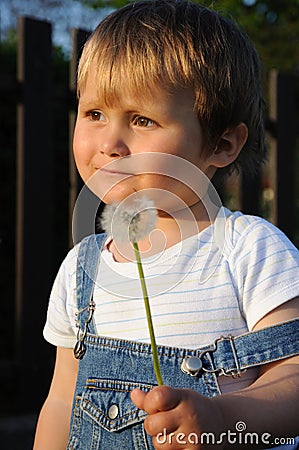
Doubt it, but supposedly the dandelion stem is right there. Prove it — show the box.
[133,241,163,386]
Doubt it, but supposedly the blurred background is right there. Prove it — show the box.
[0,0,298,448]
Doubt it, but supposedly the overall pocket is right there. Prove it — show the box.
[70,378,156,450]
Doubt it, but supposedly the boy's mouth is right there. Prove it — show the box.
[100,168,134,176]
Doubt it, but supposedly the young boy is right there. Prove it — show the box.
[33,1,299,449]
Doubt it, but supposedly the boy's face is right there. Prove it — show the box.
[73,67,216,207]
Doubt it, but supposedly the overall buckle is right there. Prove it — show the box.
[181,335,247,379]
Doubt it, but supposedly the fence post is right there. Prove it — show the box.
[268,70,297,241]
[16,17,54,412]
[240,169,262,217]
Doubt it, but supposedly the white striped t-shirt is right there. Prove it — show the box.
[43,209,299,392]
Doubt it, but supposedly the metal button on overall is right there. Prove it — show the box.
[181,356,202,376]
[108,404,119,419]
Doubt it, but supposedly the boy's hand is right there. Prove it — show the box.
[131,385,226,449]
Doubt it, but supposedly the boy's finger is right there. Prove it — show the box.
[142,385,181,414]
[131,388,147,410]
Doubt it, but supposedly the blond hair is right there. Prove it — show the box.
[78,0,265,175]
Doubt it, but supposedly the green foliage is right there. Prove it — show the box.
[212,0,299,73]
[0,29,17,70]
[81,0,133,8]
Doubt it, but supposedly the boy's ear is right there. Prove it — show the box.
[209,122,248,168]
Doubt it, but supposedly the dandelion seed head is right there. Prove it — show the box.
[100,197,157,243]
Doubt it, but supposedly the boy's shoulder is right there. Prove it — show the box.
[60,234,107,273]
[219,208,295,255]
[225,208,274,235]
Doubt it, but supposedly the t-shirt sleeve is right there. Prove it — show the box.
[228,216,299,330]
[43,246,78,348]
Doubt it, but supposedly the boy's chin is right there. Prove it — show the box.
[101,188,136,205]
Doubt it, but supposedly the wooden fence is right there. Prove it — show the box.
[0,16,298,417]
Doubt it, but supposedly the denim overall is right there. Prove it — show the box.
[67,234,299,450]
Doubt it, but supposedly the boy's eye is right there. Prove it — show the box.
[87,110,105,121]
[132,116,155,127]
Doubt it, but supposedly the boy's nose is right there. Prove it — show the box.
[101,144,130,158]
[99,132,131,158]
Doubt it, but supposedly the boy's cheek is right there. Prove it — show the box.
[73,138,94,181]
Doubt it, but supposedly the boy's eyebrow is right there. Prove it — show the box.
[78,96,153,113]
[78,98,102,108]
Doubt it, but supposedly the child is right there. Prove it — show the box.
[33,1,299,449]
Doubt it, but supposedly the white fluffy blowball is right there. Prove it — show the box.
[100,197,158,243]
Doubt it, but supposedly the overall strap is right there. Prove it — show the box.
[74,233,106,359]
[76,233,106,314]
[181,317,299,378]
